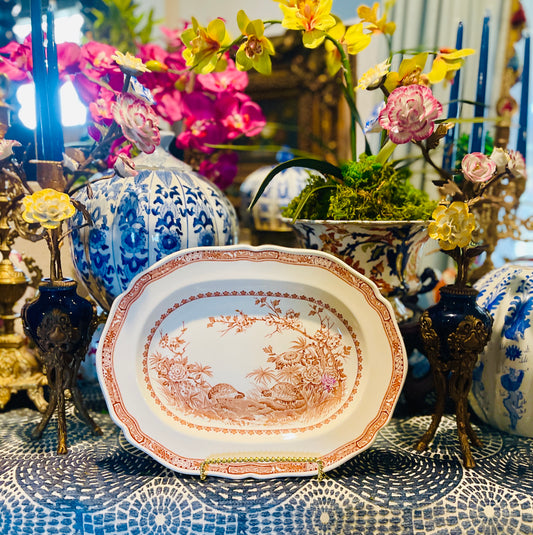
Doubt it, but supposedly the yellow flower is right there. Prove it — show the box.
[279,0,336,49]
[356,59,391,90]
[428,202,476,251]
[324,19,372,76]
[235,10,275,75]
[357,2,396,36]
[384,52,428,92]
[182,17,231,74]
[427,47,476,85]
[22,189,76,230]
[111,51,150,75]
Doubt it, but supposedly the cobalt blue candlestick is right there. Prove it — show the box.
[30,0,51,161]
[46,6,64,161]
[442,21,463,171]
[470,15,490,154]
[517,35,530,159]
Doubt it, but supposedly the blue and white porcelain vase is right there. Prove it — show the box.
[471,262,533,437]
[68,148,239,310]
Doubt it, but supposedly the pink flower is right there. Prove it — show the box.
[461,152,496,183]
[508,150,527,179]
[379,84,442,144]
[197,59,249,93]
[88,87,116,124]
[217,93,266,140]
[321,374,337,393]
[198,152,238,189]
[112,94,160,154]
[0,39,32,82]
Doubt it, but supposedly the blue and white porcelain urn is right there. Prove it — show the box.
[68,148,238,310]
[471,262,533,437]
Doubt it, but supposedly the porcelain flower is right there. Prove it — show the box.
[112,93,160,154]
[428,201,476,251]
[111,50,150,76]
[0,139,21,160]
[461,152,497,183]
[508,150,527,179]
[356,60,391,91]
[378,84,442,144]
[427,47,476,85]
[21,189,76,230]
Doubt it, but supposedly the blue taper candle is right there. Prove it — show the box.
[30,0,51,160]
[442,21,463,171]
[470,15,490,153]
[517,35,530,159]
[46,6,64,161]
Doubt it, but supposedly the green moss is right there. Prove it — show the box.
[283,155,437,221]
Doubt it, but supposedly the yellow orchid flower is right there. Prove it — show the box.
[324,19,372,76]
[182,17,231,74]
[324,18,345,76]
[427,47,476,85]
[384,52,428,92]
[357,2,396,36]
[235,10,275,75]
[279,0,336,49]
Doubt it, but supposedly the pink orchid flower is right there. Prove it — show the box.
[461,152,496,183]
[216,93,266,140]
[198,152,238,189]
[0,39,33,82]
[197,59,249,93]
[379,84,442,144]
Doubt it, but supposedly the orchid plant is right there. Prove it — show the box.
[0,27,266,189]
[174,0,480,221]
[0,51,161,282]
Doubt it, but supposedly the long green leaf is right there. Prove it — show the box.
[249,158,343,209]
[290,184,337,222]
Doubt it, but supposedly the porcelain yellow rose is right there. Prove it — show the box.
[21,188,76,230]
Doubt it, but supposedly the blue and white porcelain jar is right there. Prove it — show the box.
[239,149,310,233]
[471,262,533,437]
[68,148,238,310]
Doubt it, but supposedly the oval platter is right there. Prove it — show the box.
[97,245,407,479]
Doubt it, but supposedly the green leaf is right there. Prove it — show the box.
[249,158,343,209]
[290,184,337,221]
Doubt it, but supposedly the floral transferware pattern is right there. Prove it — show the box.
[147,294,359,429]
[98,246,405,478]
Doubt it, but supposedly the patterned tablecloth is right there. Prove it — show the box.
[1,388,533,535]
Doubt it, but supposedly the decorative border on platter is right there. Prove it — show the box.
[99,247,406,476]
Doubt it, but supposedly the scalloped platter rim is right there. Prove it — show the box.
[97,245,407,479]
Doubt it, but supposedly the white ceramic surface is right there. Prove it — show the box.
[471,262,533,437]
[97,245,406,479]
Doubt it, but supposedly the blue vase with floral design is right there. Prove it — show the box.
[68,148,239,310]
[471,262,533,437]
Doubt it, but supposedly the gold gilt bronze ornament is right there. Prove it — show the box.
[415,285,493,468]
[0,99,47,411]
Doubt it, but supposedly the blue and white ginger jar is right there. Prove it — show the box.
[68,148,238,311]
[239,156,310,232]
[471,262,533,437]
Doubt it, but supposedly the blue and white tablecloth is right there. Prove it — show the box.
[1,388,533,535]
